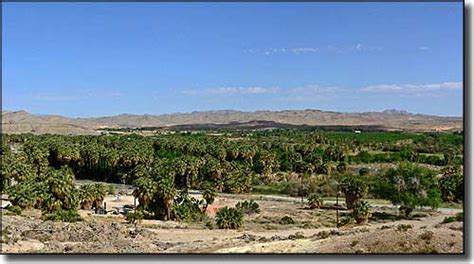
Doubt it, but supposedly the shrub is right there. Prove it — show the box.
[397,224,413,231]
[339,215,355,227]
[352,200,371,224]
[236,200,260,214]
[126,210,144,225]
[442,212,463,223]
[279,215,295,225]
[205,220,214,230]
[172,191,204,222]
[307,193,323,209]
[442,216,456,224]
[288,231,305,240]
[7,205,22,215]
[215,206,243,229]
[317,230,330,239]
[374,163,441,217]
[418,231,434,241]
[455,212,463,221]
[340,176,368,209]
[107,184,116,195]
[280,180,300,197]
[42,209,82,222]
[438,173,463,202]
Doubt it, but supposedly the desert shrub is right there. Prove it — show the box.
[288,231,305,240]
[107,184,116,195]
[442,212,463,223]
[215,206,243,229]
[236,200,260,214]
[280,180,300,197]
[205,220,214,230]
[279,215,295,225]
[172,191,204,222]
[418,231,434,241]
[397,224,413,231]
[352,200,371,224]
[307,193,323,209]
[374,163,441,217]
[6,205,22,215]
[339,215,355,227]
[442,216,456,223]
[438,173,463,202]
[317,230,330,239]
[340,176,368,209]
[42,209,82,222]
[126,210,144,225]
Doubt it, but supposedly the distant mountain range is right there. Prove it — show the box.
[1,109,463,135]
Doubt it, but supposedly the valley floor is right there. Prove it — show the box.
[1,192,463,254]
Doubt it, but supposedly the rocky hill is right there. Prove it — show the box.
[1,109,463,135]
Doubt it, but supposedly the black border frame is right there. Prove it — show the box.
[0,0,469,260]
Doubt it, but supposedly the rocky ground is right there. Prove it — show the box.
[0,193,463,254]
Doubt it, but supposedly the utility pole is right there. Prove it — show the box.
[336,184,340,228]
[300,174,304,204]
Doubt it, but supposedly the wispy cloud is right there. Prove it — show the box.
[247,48,318,56]
[361,82,462,94]
[291,48,319,55]
[181,84,343,103]
[282,85,343,102]
[246,44,383,56]
[180,81,461,102]
[418,46,430,51]
[181,86,280,96]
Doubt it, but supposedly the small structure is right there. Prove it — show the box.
[354,130,362,134]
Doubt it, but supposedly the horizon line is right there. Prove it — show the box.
[2,108,463,119]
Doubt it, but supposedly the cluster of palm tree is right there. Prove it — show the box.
[1,129,463,223]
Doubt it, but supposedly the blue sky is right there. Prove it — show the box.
[2,2,463,117]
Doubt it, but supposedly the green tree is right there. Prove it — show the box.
[339,176,368,209]
[374,163,441,217]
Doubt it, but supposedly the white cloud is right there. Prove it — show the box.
[180,81,461,102]
[181,86,280,96]
[246,44,384,56]
[291,48,319,55]
[361,82,462,94]
[418,46,430,51]
[290,85,341,94]
[282,85,342,102]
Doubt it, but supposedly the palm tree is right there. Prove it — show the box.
[202,183,217,211]
[156,175,176,221]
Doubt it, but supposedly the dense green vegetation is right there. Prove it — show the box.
[1,129,464,222]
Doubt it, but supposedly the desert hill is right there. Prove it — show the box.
[1,109,463,135]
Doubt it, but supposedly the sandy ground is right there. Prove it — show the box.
[1,192,463,254]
